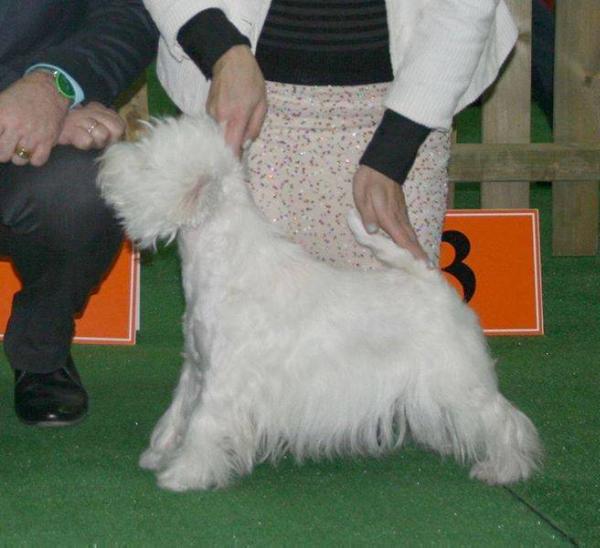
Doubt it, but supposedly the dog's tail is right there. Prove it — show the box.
[346,209,434,279]
[97,115,239,248]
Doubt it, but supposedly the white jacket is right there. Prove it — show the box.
[144,0,518,129]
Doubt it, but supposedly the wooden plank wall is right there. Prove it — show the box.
[450,0,599,256]
[552,0,600,255]
[481,0,532,209]
[450,143,600,182]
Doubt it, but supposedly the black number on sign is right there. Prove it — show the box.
[442,230,476,303]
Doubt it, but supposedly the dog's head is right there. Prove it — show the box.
[97,115,239,248]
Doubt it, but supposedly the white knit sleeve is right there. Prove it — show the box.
[143,0,227,61]
[385,0,517,129]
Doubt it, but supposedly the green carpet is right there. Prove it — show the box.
[0,76,598,546]
[0,242,575,546]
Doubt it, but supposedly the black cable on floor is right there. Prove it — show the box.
[504,486,579,546]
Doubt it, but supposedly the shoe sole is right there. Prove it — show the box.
[17,414,88,428]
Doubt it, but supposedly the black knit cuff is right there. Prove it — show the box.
[178,8,251,79]
[360,109,431,185]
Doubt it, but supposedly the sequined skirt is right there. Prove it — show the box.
[246,82,451,268]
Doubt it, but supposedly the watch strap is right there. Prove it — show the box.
[25,64,85,108]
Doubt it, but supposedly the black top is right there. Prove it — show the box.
[255,0,393,86]
[0,0,158,106]
[177,4,432,185]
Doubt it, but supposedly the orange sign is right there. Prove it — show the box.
[1,212,541,343]
[441,210,543,336]
[0,241,139,345]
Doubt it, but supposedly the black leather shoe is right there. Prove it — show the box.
[14,356,88,427]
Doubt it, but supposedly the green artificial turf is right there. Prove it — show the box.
[0,244,573,546]
[0,72,598,545]
[494,192,600,547]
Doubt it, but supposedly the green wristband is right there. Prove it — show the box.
[33,68,76,106]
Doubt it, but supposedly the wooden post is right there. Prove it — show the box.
[481,0,532,209]
[553,0,600,255]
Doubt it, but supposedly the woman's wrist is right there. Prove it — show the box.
[360,109,431,185]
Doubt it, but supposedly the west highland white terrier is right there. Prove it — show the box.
[98,115,541,492]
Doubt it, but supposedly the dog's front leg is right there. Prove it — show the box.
[139,358,203,471]
[156,389,255,492]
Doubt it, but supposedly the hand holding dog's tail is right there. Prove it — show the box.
[97,115,239,248]
[347,209,435,278]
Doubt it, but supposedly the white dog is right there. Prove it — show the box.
[98,115,541,492]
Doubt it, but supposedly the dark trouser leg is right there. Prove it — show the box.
[0,146,122,374]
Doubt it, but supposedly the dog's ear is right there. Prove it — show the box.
[97,115,238,248]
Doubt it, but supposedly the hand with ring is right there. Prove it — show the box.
[0,71,71,166]
[14,145,32,162]
[58,102,126,150]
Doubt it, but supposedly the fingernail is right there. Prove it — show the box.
[366,223,378,234]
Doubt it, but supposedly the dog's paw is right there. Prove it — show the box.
[469,458,534,485]
[470,461,504,485]
[139,447,169,471]
[156,456,232,492]
[156,466,198,492]
[139,426,183,471]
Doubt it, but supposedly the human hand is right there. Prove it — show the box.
[352,165,430,264]
[0,71,70,166]
[58,102,126,150]
[206,45,267,157]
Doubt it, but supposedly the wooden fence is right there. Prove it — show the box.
[449,0,600,256]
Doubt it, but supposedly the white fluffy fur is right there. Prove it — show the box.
[98,115,542,492]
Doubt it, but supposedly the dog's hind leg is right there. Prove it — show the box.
[405,380,541,485]
[139,358,203,471]
[469,394,542,485]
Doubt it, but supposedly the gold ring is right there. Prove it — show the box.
[87,120,99,135]
[15,146,31,161]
